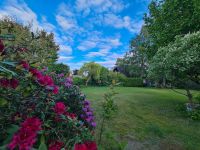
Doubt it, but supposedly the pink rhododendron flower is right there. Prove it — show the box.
[74,141,97,150]
[52,85,59,94]
[53,102,66,114]
[0,78,9,88]
[8,117,42,150]
[49,141,64,150]
[29,68,43,79]
[20,61,30,70]
[65,112,77,119]
[0,40,5,52]
[74,143,87,150]
[18,47,28,52]
[85,141,97,150]
[10,78,19,89]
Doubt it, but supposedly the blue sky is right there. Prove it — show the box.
[0,0,150,69]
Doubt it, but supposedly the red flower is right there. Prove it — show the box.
[20,61,30,70]
[85,141,97,150]
[19,47,28,52]
[0,40,5,53]
[49,141,64,150]
[37,75,54,86]
[44,75,54,86]
[53,102,66,115]
[65,112,77,119]
[10,78,19,89]
[0,78,9,88]
[29,68,43,79]
[52,85,59,94]
[8,117,42,150]
[74,143,87,150]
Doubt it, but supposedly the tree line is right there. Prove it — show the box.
[115,0,200,103]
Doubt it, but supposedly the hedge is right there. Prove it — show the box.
[73,76,86,86]
[123,78,143,87]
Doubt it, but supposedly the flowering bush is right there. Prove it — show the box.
[0,40,97,150]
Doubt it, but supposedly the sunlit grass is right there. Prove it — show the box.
[82,87,200,150]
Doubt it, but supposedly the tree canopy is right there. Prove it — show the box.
[0,18,59,67]
[144,0,200,59]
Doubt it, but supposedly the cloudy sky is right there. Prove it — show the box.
[0,0,150,69]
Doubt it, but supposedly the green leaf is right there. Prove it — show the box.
[7,124,19,134]
[2,125,19,145]
[38,143,47,150]
[38,135,47,150]
[0,98,7,106]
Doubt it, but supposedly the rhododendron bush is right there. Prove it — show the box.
[0,40,97,150]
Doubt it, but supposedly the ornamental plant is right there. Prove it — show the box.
[0,39,97,150]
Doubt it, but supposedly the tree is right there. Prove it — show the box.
[148,31,200,104]
[99,66,109,85]
[0,17,58,67]
[48,63,70,75]
[79,62,102,86]
[116,26,149,78]
[144,0,200,59]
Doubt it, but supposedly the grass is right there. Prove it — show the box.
[81,87,200,150]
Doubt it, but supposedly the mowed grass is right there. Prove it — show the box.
[82,87,200,150]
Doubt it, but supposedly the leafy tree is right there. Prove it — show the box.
[0,17,58,67]
[48,63,70,75]
[99,66,109,85]
[116,26,148,78]
[79,62,102,86]
[144,0,200,59]
[149,31,200,104]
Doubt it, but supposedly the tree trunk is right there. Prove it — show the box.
[85,76,91,86]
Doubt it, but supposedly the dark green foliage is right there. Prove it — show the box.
[73,76,86,86]
[48,63,70,75]
[0,18,58,67]
[99,66,109,86]
[123,78,143,87]
[98,85,118,145]
[144,0,200,58]
[108,72,126,86]
[188,109,200,120]
[116,26,149,78]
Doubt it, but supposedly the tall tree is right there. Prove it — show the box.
[149,31,200,104]
[116,26,149,78]
[0,18,59,67]
[144,0,200,59]
[79,62,102,86]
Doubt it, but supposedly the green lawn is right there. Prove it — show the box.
[82,87,200,150]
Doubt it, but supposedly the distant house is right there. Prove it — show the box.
[113,66,123,73]
[73,69,79,75]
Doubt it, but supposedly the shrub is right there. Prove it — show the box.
[0,39,97,149]
[108,72,126,86]
[123,78,143,87]
[73,76,86,86]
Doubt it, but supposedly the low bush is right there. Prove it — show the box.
[108,72,126,86]
[73,76,86,86]
[0,39,97,149]
[123,78,143,87]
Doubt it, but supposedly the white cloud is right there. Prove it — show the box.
[0,0,41,31]
[57,56,73,62]
[41,16,56,32]
[75,0,126,14]
[96,60,116,68]
[77,40,97,51]
[59,45,72,55]
[56,15,77,30]
[86,48,109,57]
[103,13,143,33]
